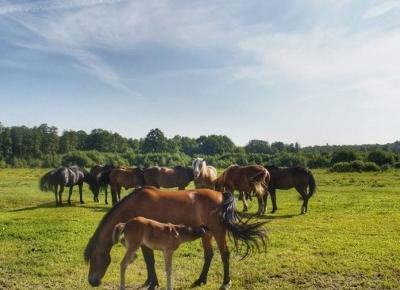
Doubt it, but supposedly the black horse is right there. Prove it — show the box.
[40,166,97,206]
[265,165,316,214]
[90,164,115,204]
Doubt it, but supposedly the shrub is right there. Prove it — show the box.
[330,161,380,172]
[331,150,359,165]
[367,150,394,166]
[394,162,400,169]
[62,151,95,167]
[362,162,380,172]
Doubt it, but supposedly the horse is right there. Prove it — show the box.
[39,166,97,206]
[90,164,115,204]
[98,167,145,205]
[215,165,270,215]
[84,186,267,290]
[192,158,218,189]
[112,217,208,290]
[143,166,194,190]
[265,165,316,214]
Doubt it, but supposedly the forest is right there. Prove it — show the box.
[0,122,399,171]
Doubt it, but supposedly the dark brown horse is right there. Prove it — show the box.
[84,187,267,290]
[98,167,145,205]
[215,165,270,215]
[265,165,316,214]
[143,166,194,190]
[40,166,97,206]
[90,164,115,204]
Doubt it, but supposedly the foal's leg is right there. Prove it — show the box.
[58,185,64,206]
[142,246,159,288]
[193,233,213,286]
[239,191,248,212]
[78,183,84,204]
[164,250,173,290]
[120,246,138,290]
[67,186,73,205]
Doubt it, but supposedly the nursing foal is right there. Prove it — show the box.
[112,217,207,290]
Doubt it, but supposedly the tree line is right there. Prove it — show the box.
[0,122,399,171]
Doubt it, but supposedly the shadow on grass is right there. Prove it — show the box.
[9,201,111,213]
[239,212,299,220]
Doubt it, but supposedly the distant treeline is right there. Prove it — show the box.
[0,123,399,171]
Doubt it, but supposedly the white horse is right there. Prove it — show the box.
[192,158,218,189]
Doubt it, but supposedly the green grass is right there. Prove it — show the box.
[1,169,399,289]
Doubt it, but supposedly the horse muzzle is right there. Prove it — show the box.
[88,275,101,287]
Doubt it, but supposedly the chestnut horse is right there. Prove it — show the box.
[215,165,270,215]
[265,165,316,214]
[40,166,97,206]
[84,186,267,289]
[98,167,145,205]
[113,217,207,290]
[143,166,194,190]
[192,158,218,189]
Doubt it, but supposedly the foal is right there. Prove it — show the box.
[112,217,207,290]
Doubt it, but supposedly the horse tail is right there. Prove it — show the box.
[112,223,126,245]
[250,169,268,197]
[97,169,111,192]
[220,191,268,259]
[39,170,55,192]
[307,170,316,199]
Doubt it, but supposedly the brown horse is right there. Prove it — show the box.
[192,158,218,189]
[112,217,207,290]
[84,186,267,289]
[265,165,316,214]
[143,166,194,190]
[215,165,270,215]
[99,167,145,205]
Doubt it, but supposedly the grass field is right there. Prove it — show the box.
[0,169,399,290]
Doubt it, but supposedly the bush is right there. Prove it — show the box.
[331,161,380,172]
[62,151,95,167]
[331,150,359,165]
[394,162,400,169]
[367,150,394,166]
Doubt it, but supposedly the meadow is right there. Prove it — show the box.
[0,168,399,289]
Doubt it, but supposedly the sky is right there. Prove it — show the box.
[0,0,399,146]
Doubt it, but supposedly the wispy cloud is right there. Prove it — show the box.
[362,0,400,19]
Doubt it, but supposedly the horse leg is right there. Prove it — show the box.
[120,246,138,290]
[270,187,278,213]
[163,250,173,290]
[256,194,265,216]
[104,186,108,205]
[262,190,269,215]
[67,186,73,205]
[111,184,118,205]
[54,185,59,206]
[58,185,64,206]
[193,233,213,286]
[141,246,159,289]
[213,229,231,289]
[79,183,84,204]
[238,191,248,212]
[117,188,121,202]
[295,186,308,214]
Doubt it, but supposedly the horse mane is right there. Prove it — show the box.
[84,188,139,263]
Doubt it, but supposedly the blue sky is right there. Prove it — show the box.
[0,0,399,146]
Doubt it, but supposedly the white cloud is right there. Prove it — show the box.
[362,0,400,19]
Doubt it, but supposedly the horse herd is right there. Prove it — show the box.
[39,158,316,290]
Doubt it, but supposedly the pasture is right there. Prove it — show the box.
[0,168,399,289]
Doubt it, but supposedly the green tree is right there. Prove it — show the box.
[141,129,169,153]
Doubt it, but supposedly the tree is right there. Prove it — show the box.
[367,150,393,166]
[141,129,169,153]
[197,135,236,155]
[245,140,271,154]
[331,150,358,165]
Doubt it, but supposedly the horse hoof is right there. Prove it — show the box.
[220,280,232,289]
[191,279,207,287]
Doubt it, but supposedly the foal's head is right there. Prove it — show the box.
[176,224,208,241]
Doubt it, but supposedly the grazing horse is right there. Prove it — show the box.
[143,166,194,190]
[113,217,208,290]
[99,167,145,205]
[265,165,316,214]
[40,166,97,206]
[215,165,270,215]
[84,187,267,290]
[90,164,115,204]
[192,158,218,189]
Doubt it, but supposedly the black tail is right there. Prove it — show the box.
[307,170,316,199]
[97,169,112,192]
[39,170,55,192]
[220,191,268,259]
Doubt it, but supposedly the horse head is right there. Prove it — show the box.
[192,158,205,178]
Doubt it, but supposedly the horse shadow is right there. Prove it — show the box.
[9,201,110,213]
[239,212,298,221]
